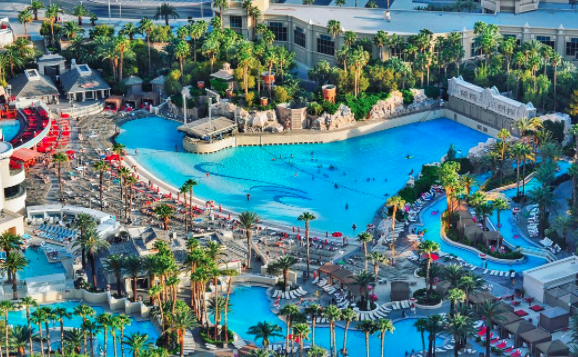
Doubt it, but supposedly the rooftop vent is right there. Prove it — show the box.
[25,69,40,81]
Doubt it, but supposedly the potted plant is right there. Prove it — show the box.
[260,97,269,106]
[198,81,205,89]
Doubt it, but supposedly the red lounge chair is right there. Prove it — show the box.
[511,350,522,357]
[490,338,499,344]
[496,341,507,349]
[529,305,545,312]
[504,347,514,353]
[477,327,487,336]
[514,310,528,317]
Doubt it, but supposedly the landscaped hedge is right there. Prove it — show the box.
[345,92,389,120]
[398,165,440,203]
[413,288,442,305]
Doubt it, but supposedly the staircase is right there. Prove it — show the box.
[183,329,196,356]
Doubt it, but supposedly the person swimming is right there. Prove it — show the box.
[345,203,348,209]
[334,183,339,188]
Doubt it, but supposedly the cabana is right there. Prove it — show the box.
[11,147,41,168]
[494,311,522,336]
[468,290,495,307]
[122,75,143,94]
[540,307,570,332]
[520,328,552,356]
[142,92,160,107]
[504,320,536,347]
[390,281,410,301]
[104,96,123,111]
[536,340,570,357]
[124,94,142,110]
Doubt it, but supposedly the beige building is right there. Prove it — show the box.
[217,0,578,68]
[0,141,25,237]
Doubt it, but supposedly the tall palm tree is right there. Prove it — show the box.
[341,307,356,356]
[414,318,428,356]
[154,2,179,25]
[92,160,110,211]
[3,252,27,300]
[323,305,341,357]
[386,195,405,260]
[376,318,394,357]
[356,232,373,270]
[11,325,33,357]
[123,256,142,301]
[418,240,440,293]
[20,296,37,356]
[115,35,133,82]
[292,323,311,357]
[446,313,474,357]
[0,300,14,355]
[74,304,95,355]
[71,4,88,25]
[530,185,556,236]
[279,304,300,354]
[446,288,466,317]
[479,301,504,357]
[221,268,239,344]
[179,182,190,232]
[189,21,207,62]
[104,254,125,297]
[373,30,388,61]
[123,332,153,357]
[492,198,510,229]
[568,162,578,214]
[297,212,316,278]
[53,307,72,357]
[72,213,97,269]
[109,315,121,357]
[125,176,138,222]
[169,309,199,357]
[52,152,69,202]
[38,306,56,356]
[27,0,45,21]
[426,315,444,356]
[116,314,131,357]
[153,204,175,231]
[84,227,111,288]
[174,40,190,85]
[45,3,64,46]
[552,215,574,248]
[367,251,387,281]
[358,320,378,357]
[0,232,21,282]
[120,22,139,41]
[266,255,297,289]
[212,0,228,28]
[17,10,33,38]
[247,321,283,350]
[138,18,155,74]
[97,313,114,357]
[348,46,370,97]
[511,143,534,197]
[82,320,99,357]
[327,20,342,62]
[238,211,259,269]
[31,309,46,357]
[305,303,322,347]
[184,178,199,229]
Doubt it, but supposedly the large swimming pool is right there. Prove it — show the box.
[227,286,441,356]
[118,117,489,233]
[8,301,159,352]
[19,248,66,279]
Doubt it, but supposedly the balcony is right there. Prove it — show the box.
[4,168,26,188]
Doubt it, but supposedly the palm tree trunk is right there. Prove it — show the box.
[305,221,311,278]
[60,320,65,357]
[99,170,104,210]
[224,276,233,343]
[37,322,43,357]
[45,322,51,355]
[343,322,350,355]
[391,206,397,260]
[147,33,152,74]
[120,328,125,357]
[133,277,138,301]
[91,253,97,288]
[365,333,370,357]
[112,333,118,357]
[380,333,385,357]
[246,231,252,269]
[26,309,33,357]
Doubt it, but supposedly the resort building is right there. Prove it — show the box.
[36,53,67,81]
[523,256,578,304]
[0,140,25,235]
[127,226,176,254]
[60,61,111,102]
[8,69,59,104]
[447,76,535,135]
[217,0,578,68]
[0,18,14,48]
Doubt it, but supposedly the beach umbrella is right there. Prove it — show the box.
[422,253,440,261]
[66,150,75,155]
[332,232,343,237]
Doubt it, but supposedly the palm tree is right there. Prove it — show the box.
[492,198,510,229]
[356,232,373,270]
[109,315,122,357]
[82,320,99,357]
[267,255,298,289]
[511,143,534,197]
[153,2,179,26]
[92,160,110,211]
[116,314,131,357]
[153,204,175,231]
[17,10,33,38]
[327,20,342,62]
[292,323,311,357]
[45,3,63,46]
[120,22,139,41]
[358,320,378,357]
[426,315,444,356]
[20,296,37,356]
[323,304,341,357]
[71,4,88,25]
[367,251,387,281]
[446,288,466,317]
[297,212,316,278]
[72,213,97,269]
[348,46,370,97]
[446,313,474,357]
[418,240,440,293]
[340,307,356,356]
[305,303,322,346]
[355,270,376,310]
[74,304,95,355]
[3,252,27,300]
[63,328,84,355]
[530,185,556,236]
[0,231,21,282]
[138,18,154,74]
[247,321,283,350]
[52,152,69,201]
[27,0,45,21]
[31,309,46,357]
[552,215,573,248]
[202,36,220,73]
[115,35,132,82]
[213,0,228,28]
[0,300,14,355]
[53,307,72,357]
[123,256,142,301]
[569,162,578,215]
[386,195,405,260]
[104,254,125,297]
[479,300,504,357]
[183,178,199,229]
[279,304,300,354]
[551,52,562,110]
[414,318,427,356]
[84,227,111,288]
[89,13,98,26]
[11,325,33,357]
[174,40,190,85]
[168,309,199,357]
[124,332,152,357]
[38,306,55,356]
[375,318,394,357]
[238,211,259,269]
[189,21,207,62]
[373,30,388,61]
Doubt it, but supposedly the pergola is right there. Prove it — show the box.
[504,320,536,347]
[11,147,41,168]
[520,328,552,356]
[318,263,354,285]
[493,311,522,335]
[391,281,411,301]
[536,340,570,357]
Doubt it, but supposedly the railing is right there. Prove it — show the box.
[59,101,104,117]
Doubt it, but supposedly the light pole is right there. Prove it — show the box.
[108,0,111,20]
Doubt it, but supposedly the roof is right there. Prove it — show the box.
[131,227,171,246]
[494,311,522,327]
[104,96,123,106]
[332,267,353,280]
[9,71,59,98]
[60,65,110,93]
[123,75,143,86]
[536,340,570,354]
[541,307,569,319]
[178,117,237,139]
[211,63,235,81]
[150,75,166,86]
[504,320,536,335]
[37,53,65,63]
[520,328,552,344]
[468,290,495,304]
[391,281,410,292]
[524,256,578,286]
[319,263,341,274]
[142,92,160,100]
[11,148,40,162]
[265,5,578,35]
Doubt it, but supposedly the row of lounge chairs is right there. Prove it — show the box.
[407,187,439,222]
[484,269,516,278]
[272,287,308,299]
[37,224,77,242]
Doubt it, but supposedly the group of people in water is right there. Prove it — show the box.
[411,227,428,237]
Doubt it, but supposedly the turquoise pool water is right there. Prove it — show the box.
[19,248,66,279]
[8,301,159,352]
[118,117,489,233]
[227,286,441,356]
[0,120,20,142]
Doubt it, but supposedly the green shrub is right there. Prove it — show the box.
[401,89,414,105]
[322,100,339,115]
[308,102,323,116]
[413,288,442,305]
[398,165,440,203]
[245,92,256,107]
[344,92,389,120]
[210,79,229,96]
[274,86,292,104]
[457,158,474,174]
[424,85,440,99]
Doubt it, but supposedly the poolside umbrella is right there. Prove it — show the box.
[332,232,343,237]
[422,253,440,261]
[292,227,295,233]
[298,227,300,233]
[66,150,75,155]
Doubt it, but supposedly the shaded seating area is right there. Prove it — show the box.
[104,96,123,112]
[536,340,570,357]
[504,320,535,347]
[390,281,411,301]
[124,94,142,111]
[468,290,496,309]
[539,307,570,332]
[142,92,160,108]
[494,311,522,336]
[14,106,51,148]
[36,118,70,153]
[10,147,41,169]
[519,328,552,356]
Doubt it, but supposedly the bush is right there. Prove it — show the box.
[308,102,323,116]
[344,92,389,120]
[273,86,292,104]
[199,327,234,346]
[401,89,414,105]
[424,85,440,99]
[210,79,229,96]
[245,92,256,107]
[322,100,339,115]
[413,288,442,305]
[543,120,565,144]
[398,165,440,203]
[457,158,474,174]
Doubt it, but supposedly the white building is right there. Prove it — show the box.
[0,18,14,49]
[523,256,578,302]
[0,140,26,239]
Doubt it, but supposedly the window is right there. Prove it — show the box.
[503,34,521,46]
[470,42,481,57]
[317,35,334,56]
[536,36,555,48]
[230,16,242,29]
[294,26,306,48]
[566,38,578,56]
[267,22,287,42]
[391,44,404,58]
